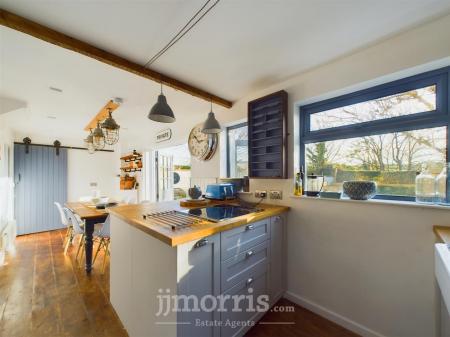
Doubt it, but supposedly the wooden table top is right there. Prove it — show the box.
[65,202,114,220]
[434,226,450,244]
[108,200,289,247]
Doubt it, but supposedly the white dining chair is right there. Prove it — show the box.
[64,208,86,261]
[54,202,73,253]
[93,215,111,274]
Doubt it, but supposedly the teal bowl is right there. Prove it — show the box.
[319,192,342,199]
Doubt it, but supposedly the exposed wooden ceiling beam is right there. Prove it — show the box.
[0,9,233,108]
[85,100,120,131]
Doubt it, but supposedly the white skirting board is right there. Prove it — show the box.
[284,291,386,337]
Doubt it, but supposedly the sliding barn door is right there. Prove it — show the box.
[14,144,68,235]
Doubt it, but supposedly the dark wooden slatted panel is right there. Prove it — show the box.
[248,91,288,179]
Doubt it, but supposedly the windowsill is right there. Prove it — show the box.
[289,194,450,211]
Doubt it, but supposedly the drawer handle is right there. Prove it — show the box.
[194,238,208,249]
[246,277,254,287]
[246,250,254,258]
[245,224,254,231]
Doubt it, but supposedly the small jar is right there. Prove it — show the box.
[415,164,435,203]
[435,163,449,204]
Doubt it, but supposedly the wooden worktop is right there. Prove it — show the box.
[108,200,289,247]
[66,202,109,219]
[434,226,450,244]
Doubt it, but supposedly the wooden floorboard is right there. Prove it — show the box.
[0,230,359,337]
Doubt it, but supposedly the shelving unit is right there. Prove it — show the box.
[120,150,142,190]
[248,90,288,178]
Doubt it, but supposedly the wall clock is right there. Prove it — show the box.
[188,125,218,161]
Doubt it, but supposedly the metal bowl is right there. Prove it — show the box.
[343,181,377,200]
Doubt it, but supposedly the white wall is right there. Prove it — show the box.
[190,14,450,337]
[0,121,16,263]
[67,149,120,201]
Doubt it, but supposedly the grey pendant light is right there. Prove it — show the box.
[201,100,221,134]
[148,82,175,123]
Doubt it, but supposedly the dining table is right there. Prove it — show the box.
[65,201,115,273]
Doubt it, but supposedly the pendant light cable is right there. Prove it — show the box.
[144,0,221,67]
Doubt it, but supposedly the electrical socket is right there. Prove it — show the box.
[269,190,283,200]
[255,190,267,199]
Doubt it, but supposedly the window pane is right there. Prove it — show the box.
[228,125,248,178]
[310,85,436,131]
[305,126,446,197]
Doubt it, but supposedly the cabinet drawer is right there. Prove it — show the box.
[220,269,268,337]
[221,241,269,292]
[221,219,270,261]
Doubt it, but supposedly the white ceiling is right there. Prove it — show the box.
[0,25,218,149]
[1,0,450,148]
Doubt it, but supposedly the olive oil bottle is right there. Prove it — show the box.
[294,172,303,196]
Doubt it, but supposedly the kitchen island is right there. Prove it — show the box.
[108,201,288,337]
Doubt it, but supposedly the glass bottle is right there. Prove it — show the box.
[435,163,449,204]
[294,172,303,196]
[415,164,435,203]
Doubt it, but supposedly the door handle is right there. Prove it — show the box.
[246,277,254,287]
[194,238,209,249]
[245,224,254,231]
[246,250,254,258]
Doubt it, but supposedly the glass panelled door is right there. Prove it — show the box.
[156,152,174,201]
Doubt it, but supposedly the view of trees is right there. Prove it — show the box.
[228,125,249,178]
[306,86,446,196]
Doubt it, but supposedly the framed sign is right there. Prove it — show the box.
[156,128,172,143]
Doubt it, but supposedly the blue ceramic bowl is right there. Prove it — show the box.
[343,181,377,200]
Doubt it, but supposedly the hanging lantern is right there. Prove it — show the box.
[101,109,120,145]
[84,129,95,154]
[92,121,105,150]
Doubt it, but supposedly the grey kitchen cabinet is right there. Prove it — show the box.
[221,218,270,261]
[269,214,286,305]
[110,213,287,337]
[177,234,221,337]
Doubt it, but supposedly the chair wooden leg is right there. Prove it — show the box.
[93,238,104,265]
[80,243,85,263]
[68,227,74,245]
[62,227,71,247]
[102,240,110,274]
[75,234,85,262]
[64,230,72,255]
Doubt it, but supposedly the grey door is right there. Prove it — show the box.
[14,144,68,235]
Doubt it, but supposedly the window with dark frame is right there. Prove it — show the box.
[227,123,249,178]
[299,67,450,202]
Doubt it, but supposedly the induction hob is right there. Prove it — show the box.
[180,205,262,222]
